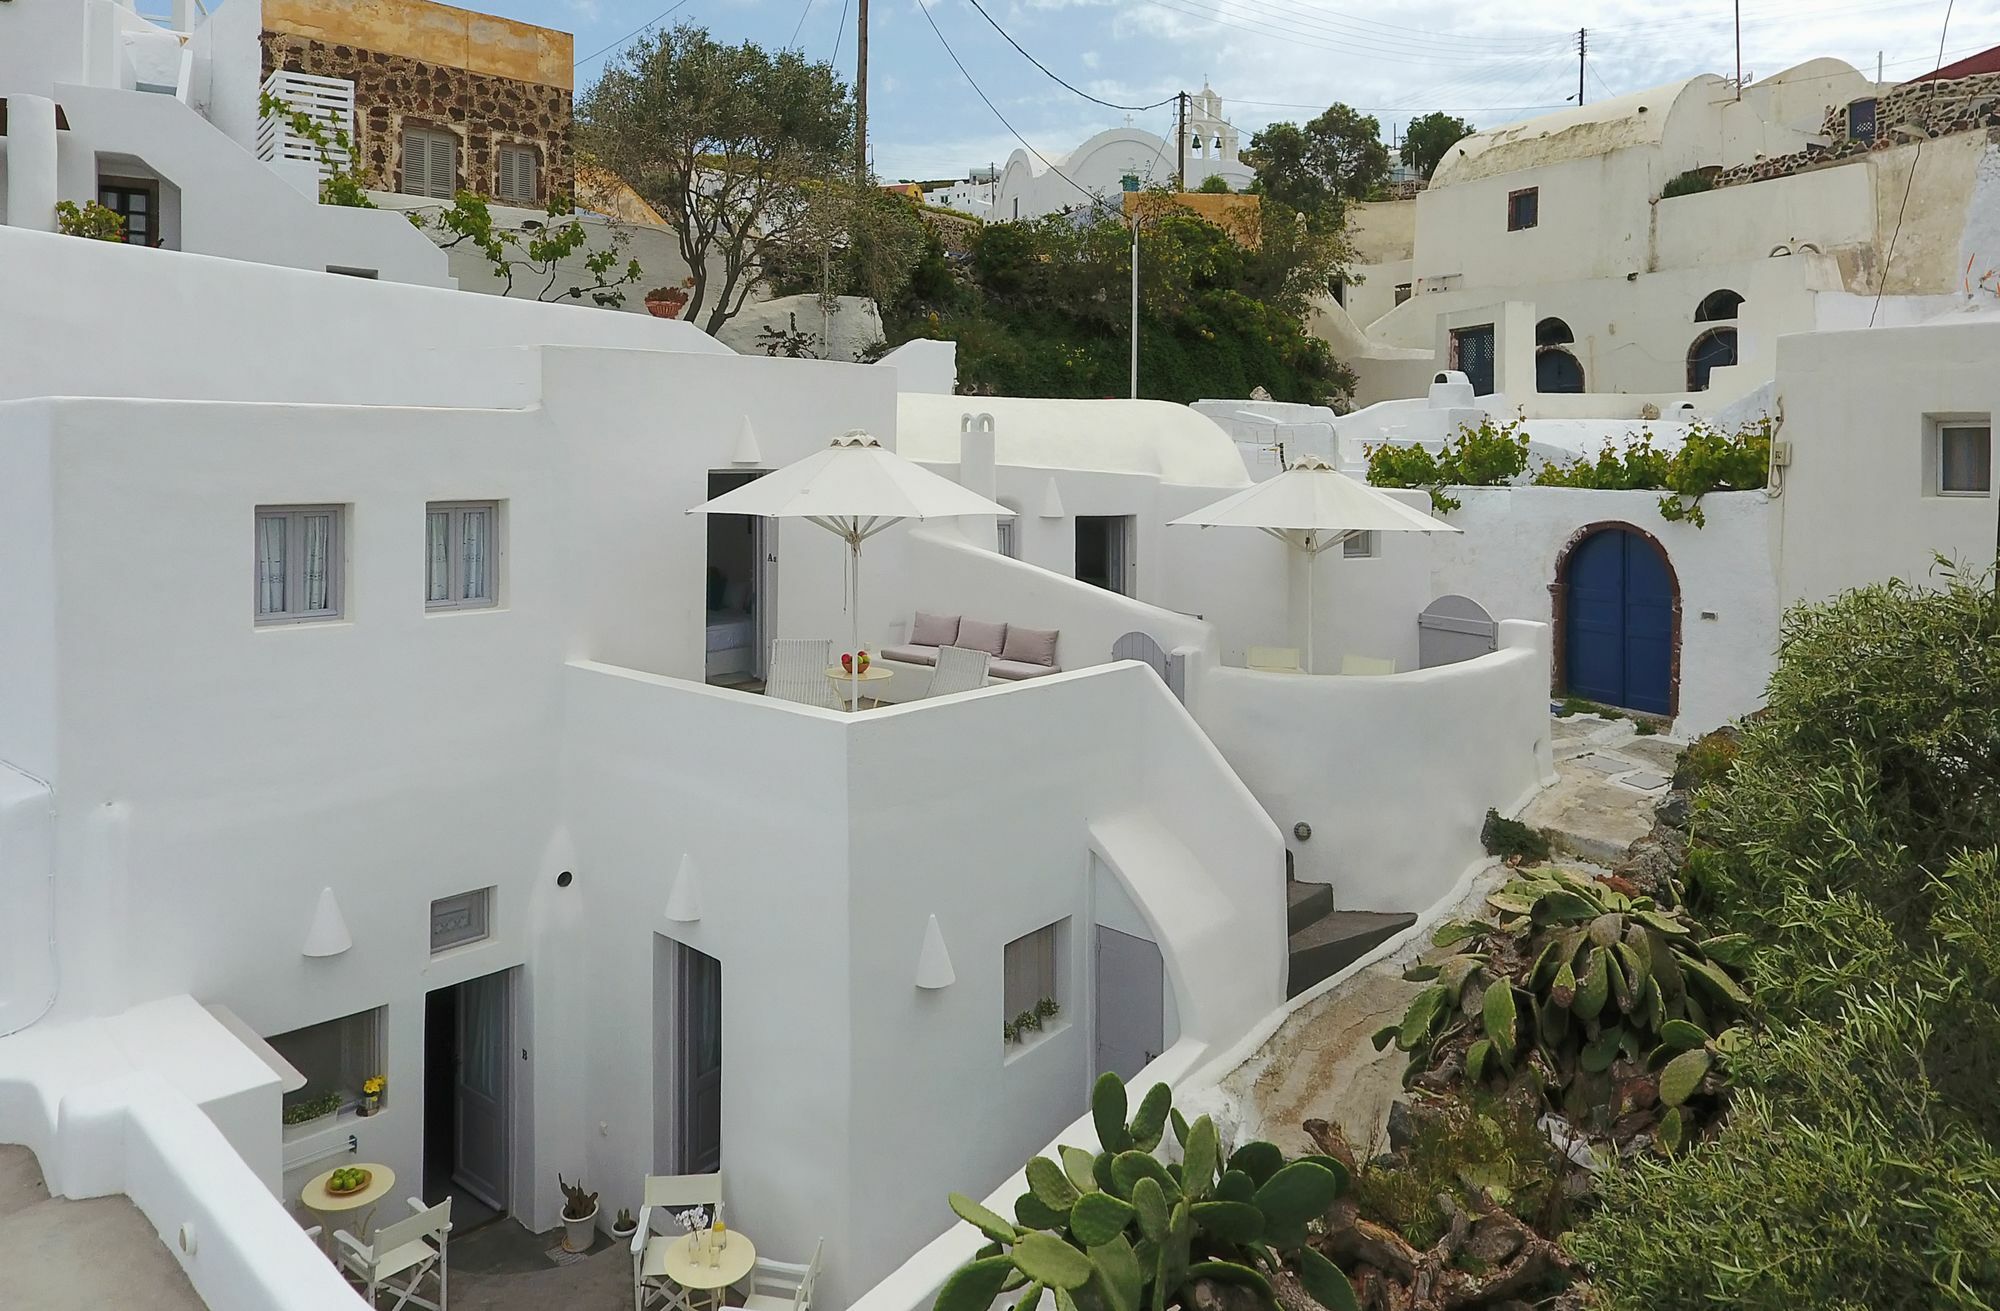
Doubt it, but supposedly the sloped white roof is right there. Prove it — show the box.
[896,394,1254,488]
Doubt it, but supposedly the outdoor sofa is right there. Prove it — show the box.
[881,611,1062,683]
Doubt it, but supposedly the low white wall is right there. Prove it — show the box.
[1432,486,1778,733]
[0,225,726,408]
[0,998,353,1311]
[1195,621,1553,911]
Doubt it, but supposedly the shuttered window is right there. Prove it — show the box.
[401,127,458,200]
[496,143,540,204]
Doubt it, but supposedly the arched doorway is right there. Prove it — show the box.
[1537,349,1584,393]
[1555,524,1678,716]
[1686,327,1737,391]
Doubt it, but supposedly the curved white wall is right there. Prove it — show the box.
[1195,621,1554,911]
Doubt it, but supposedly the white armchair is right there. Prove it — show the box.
[767,639,841,709]
[633,1173,725,1311]
[922,646,990,699]
[743,1238,825,1311]
[335,1197,451,1311]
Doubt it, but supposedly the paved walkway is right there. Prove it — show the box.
[1216,716,1681,1153]
[1,1144,205,1311]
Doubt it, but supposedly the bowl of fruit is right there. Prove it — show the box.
[326,1166,373,1197]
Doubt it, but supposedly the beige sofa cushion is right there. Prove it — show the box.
[882,645,940,667]
[1000,625,1059,667]
[957,618,1009,656]
[911,611,961,646]
[990,659,1062,681]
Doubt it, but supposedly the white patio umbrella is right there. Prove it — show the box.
[687,430,1014,704]
[1168,455,1460,673]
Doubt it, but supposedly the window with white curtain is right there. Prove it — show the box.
[426,501,499,610]
[1343,531,1376,558]
[255,505,343,624]
[1003,919,1066,1025]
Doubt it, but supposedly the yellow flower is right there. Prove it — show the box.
[363,1076,385,1096]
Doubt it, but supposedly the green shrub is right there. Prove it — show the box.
[1661,169,1715,198]
[1365,416,1531,515]
[1533,418,1771,527]
[1671,729,1738,790]
[55,199,126,242]
[1568,563,2000,1306]
[1479,809,1551,862]
[1351,1094,1574,1251]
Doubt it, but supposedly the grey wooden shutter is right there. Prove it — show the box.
[401,128,428,197]
[428,133,456,199]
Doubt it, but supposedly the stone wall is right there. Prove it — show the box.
[262,33,572,204]
[1713,71,2000,189]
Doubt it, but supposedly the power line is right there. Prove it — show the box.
[574,0,694,69]
[961,0,1177,110]
[789,0,817,48]
[1872,0,1956,326]
[917,0,1115,211]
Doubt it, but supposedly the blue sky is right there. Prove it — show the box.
[481,0,1994,181]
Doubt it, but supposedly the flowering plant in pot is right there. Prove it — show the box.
[559,1174,599,1252]
[359,1075,385,1116]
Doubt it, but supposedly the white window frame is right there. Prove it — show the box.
[1937,422,1992,497]
[254,505,344,626]
[1342,531,1376,558]
[430,887,494,954]
[426,500,500,611]
[495,142,540,204]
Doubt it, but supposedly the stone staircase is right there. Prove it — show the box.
[1286,880,1417,999]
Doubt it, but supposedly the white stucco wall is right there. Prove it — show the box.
[1773,311,2000,608]
[1430,486,1778,733]
[1195,621,1553,910]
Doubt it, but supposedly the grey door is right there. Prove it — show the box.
[657,937,723,1173]
[453,970,510,1211]
[1095,926,1165,1082]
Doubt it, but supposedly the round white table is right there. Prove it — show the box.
[662,1230,757,1310]
[824,664,894,710]
[300,1162,396,1257]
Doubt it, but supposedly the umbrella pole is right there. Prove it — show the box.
[1305,538,1316,675]
[850,535,862,708]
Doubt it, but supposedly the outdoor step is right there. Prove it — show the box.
[1286,879,1338,934]
[1286,910,1419,999]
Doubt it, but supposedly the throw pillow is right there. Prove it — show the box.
[910,611,961,646]
[1001,625,1060,667]
[957,617,1009,655]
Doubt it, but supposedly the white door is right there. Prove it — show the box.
[1095,926,1164,1082]
[453,971,510,1211]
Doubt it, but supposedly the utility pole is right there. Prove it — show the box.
[856,0,869,181]
[1733,0,1742,99]
[1129,213,1140,398]
[1176,90,1188,190]
[1577,28,1587,106]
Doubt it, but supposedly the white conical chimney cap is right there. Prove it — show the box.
[665,853,703,923]
[915,914,956,989]
[1039,477,1066,519]
[730,415,763,466]
[302,887,352,958]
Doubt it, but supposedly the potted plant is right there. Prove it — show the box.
[359,1075,385,1117]
[643,279,692,319]
[559,1174,599,1253]
[611,1207,638,1242]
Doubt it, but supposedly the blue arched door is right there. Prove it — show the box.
[1564,528,1674,715]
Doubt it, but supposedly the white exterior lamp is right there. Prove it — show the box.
[915,914,956,989]
[301,887,352,958]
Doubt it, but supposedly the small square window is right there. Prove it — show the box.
[1394,283,1413,306]
[402,126,458,200]
[1507,187,1539,232]
[255,505,343,625]
[1003,920,1066,1049]
[1343,531,1375,558]
[431,888,494,953]
[426,501,499,610]
[1940,424,1992,496]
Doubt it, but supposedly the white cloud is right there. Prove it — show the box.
[1080,50,1099,69]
